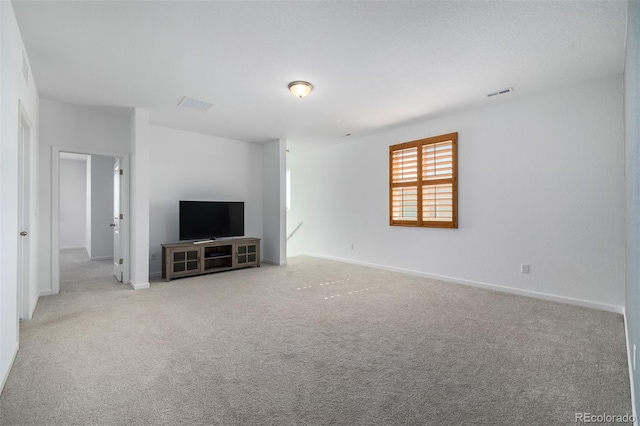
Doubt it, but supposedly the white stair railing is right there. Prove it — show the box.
[286,221,303,242]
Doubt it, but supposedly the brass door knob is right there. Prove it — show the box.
[109,223,116,227]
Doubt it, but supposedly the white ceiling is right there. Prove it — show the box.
[12,1,627,152]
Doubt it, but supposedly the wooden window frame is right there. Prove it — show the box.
[389,132,458,229]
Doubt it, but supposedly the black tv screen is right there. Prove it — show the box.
[179,201,244,240]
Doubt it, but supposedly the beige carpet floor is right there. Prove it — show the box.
[0,250,632,425]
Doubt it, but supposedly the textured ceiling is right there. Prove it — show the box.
[12,1,627,152]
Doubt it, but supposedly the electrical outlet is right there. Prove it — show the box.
[521,264,530,274]
[150,253,157,261]
[634,344,637,371]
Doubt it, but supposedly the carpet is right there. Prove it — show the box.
[0,251,632,425]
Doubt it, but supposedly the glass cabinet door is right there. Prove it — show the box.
[237,243,257,265]
[172,249,200,274]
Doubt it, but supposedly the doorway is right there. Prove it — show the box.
[52,147,130,294]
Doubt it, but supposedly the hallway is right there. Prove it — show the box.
[59,249,121,293]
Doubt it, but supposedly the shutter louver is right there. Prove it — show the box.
[423,141,453,181]
[423,184,453,221]
[392,147,418,183]
[392,187,418,221]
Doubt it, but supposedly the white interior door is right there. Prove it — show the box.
[112,159,123,282]
[18,105,31,320]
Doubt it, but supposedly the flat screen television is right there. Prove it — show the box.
[179,201,244,240]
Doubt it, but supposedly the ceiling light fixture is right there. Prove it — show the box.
[288,81,313,99]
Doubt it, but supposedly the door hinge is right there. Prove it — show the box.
[119,258,123,265]
[119,213,123,220]
[120,169,123,175]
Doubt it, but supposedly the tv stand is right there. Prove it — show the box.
[161,237,260,281]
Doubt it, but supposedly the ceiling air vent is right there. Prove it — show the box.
[178,96,213,112]
[485,87,514,98]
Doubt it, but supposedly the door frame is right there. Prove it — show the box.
[18,100,32,320]
[51,146,130,294]
[112,158,123,282]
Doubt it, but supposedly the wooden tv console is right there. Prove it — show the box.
[161,237,260,282]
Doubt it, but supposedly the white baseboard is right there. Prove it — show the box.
[60,246,84,251]
[624,308,639,426]
[262,258,287,266]
[39,289,52,297]
[0,340,19,396]
[303,253,624,314]
[90,255,113,261]
[129,280,150,290]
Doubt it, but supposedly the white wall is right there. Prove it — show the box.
[1,1,40,392]
[263,139,286,265]
[38,99,130,293]
[290,74,625,311]
[149,125,264,276]
[85,156,92,257]
[89,155,115,259]
[286,157,304,256]
[130,108,150,289]
[59,158,87,249]
[1,1,4,384]
[624,0,640,416]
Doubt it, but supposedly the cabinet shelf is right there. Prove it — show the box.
[162,237,260,281]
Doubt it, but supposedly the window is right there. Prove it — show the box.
[389,132,458,228]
